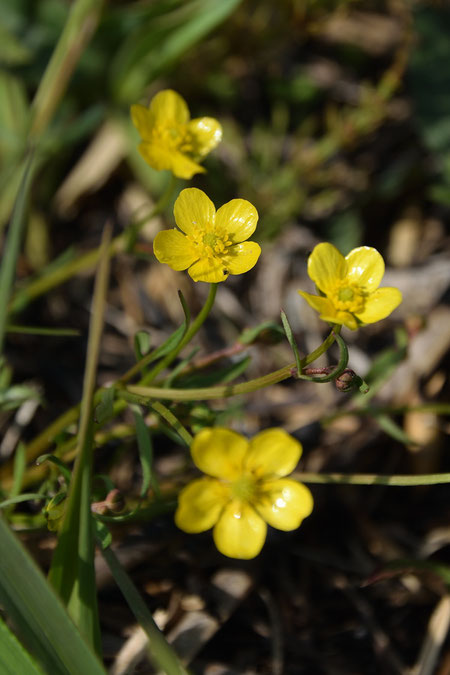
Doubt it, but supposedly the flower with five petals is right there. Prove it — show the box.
[298,243,402,330]
[175,427,313,559]
[131,90,222,179]
[153,187,261,283]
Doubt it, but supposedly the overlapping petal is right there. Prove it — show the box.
[213,500,267,559]
[149,89,189,125]
[215,199,259,243]
[175,478,229,533]
[191,427,248,480]
[297,291,355,327]
[220,242,261,276]
[355,287,403,324]
[153,230,198,270]
[244,429,302,478]
[188,257,228,283]
[345,246,385,292]
[255,479,314,531]
[307,243,346,293]
[138,144,204,179]
[188,117,223,158]
[173,188,216,235]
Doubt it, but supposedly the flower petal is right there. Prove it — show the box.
[298,291,358,330]
[188,117,223,158]
[191,427,248,480]
[149,89,189,125]
[174,188,216,236]
[255,479,313,531]
[130,104,152,140]
[213,500,267,559]
[307,243,346,294]
[188,257,228,283]
[244,429,302,478]
[355,287,402,324]
[138,143,204,178]
[221,242,261,275]
[215,199,259,243]
[345,246,385,292]
[175,478,229,533]
[153,230,198,270]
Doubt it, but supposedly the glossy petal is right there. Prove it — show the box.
[244,429,302,478]
[130,104,152,140]
[307,243,346,293]
[188,117,223,158]
[355,287,403,324]
[153,230,198,270]
[175,478,229,533]
[138,143,204,179]
[298,291,358,330]
[255,479,314,531]
[188,257,228,283]
[215,199,259,243]
[149,89,189,125]
[345,246,385,292]
[191,427,248,480]
[174,188,216,236]
[221,242,261,275]
[213,500,267,559]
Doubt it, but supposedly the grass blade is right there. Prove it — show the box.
[0,517,106,675]
[48,225,112,653]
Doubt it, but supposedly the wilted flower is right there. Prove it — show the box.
[131,89,222,179]
[153,188,261,283]
[298,243,402,330]
[175,427,313,559]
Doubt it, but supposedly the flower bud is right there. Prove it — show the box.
[335,369,360,393]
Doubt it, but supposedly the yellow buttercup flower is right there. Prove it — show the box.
[175,427,313,559]
[131,89,222,179]
[298,243,402,330]
[153,187,261,283]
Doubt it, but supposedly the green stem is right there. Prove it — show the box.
[139,283,218,386]
[123,328,337,402]
[151,402,193,446]
[295,472,450,486]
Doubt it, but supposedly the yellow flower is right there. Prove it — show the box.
[175,427,313,559]
[298,243,402,330]
[153,187,261,283]
[131,89,222,179]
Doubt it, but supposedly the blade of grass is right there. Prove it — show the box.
[0,150,35,355]
[29,0,105,139]
[0,516,106,675]
[100,544,188,675]
[48,225,112,653]
[0,614,44,675]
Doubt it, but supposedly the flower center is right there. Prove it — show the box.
[230,476,257,502]
[152,122,193,154]
[330,281,365,313]
[187,224,232,260]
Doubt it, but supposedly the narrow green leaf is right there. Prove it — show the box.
[280,310,302,376]
[134,330,152,361]
[175,355,251,388]
[374,413,417,446]
[0,150,35,354]
[100,545,188,675]
[94,387,115,425]
[131,405,157,498]
[6,325,80,337]
[0,493,44,509]
[239,320,285,345]
[35,454,73,484]
[48,226,112,653]
[0,614,44,675]
[0,517,106,675]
